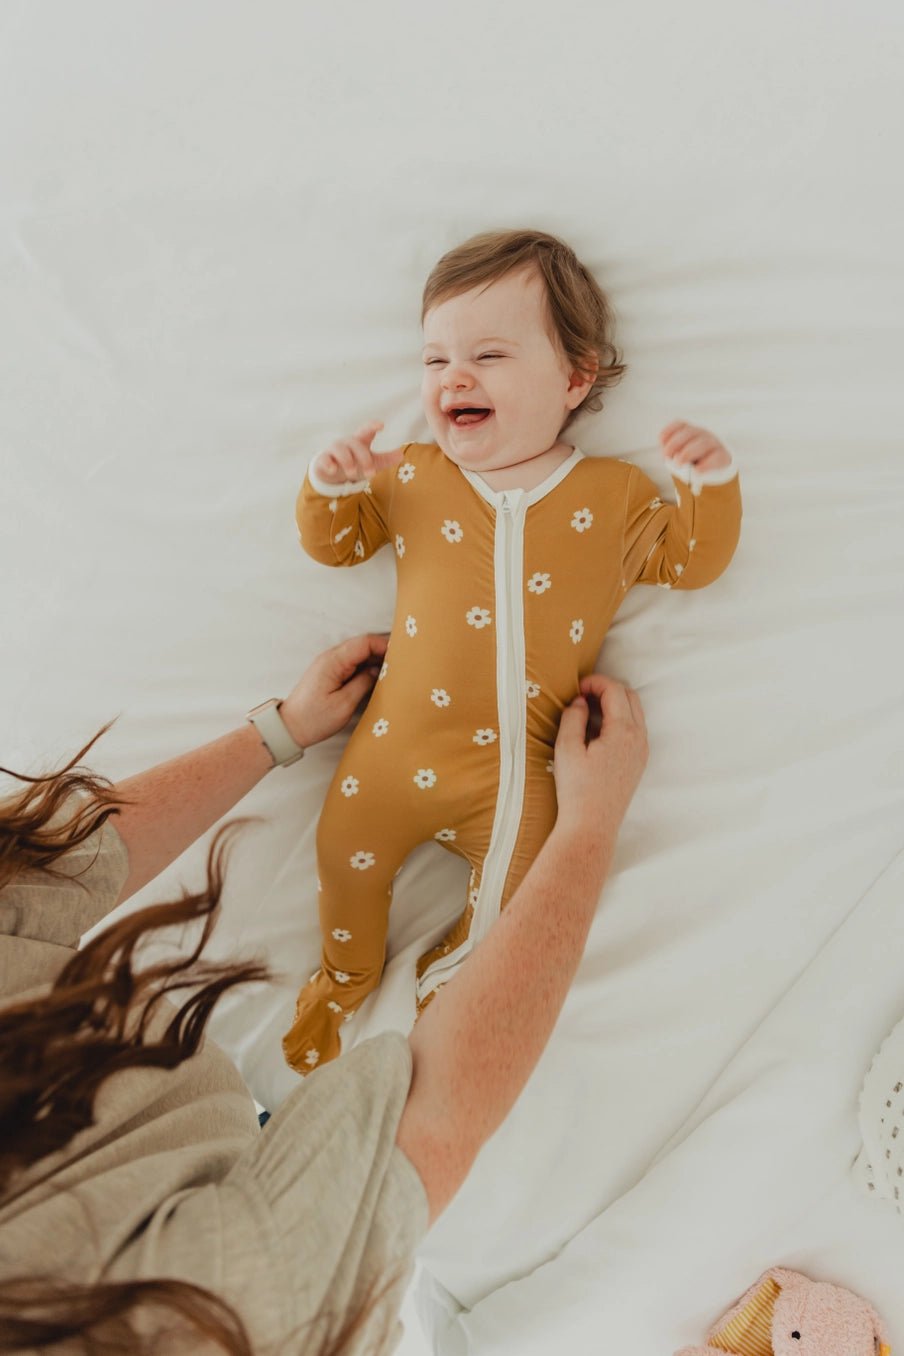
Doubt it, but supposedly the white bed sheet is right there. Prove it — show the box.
[3,3,903,1353]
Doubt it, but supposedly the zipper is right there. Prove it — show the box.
[416,488,528,1000]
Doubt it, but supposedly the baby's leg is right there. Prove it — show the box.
[415,743,558,1015]
[282,754,425,1074]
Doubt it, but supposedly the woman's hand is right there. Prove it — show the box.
[553,673,648,839]
[278,633,388,750]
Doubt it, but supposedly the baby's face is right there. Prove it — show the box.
[421,268,586,476]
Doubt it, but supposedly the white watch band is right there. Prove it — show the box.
[246,699,305,767]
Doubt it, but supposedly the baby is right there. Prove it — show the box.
[284,229,741,1074]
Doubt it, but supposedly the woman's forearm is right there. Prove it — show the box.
[397,820,617,1225]
[111,723,275,904]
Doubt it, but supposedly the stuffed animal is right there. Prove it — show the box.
[674,1266,891,1356]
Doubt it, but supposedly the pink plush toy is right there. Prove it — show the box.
[674,1266,891,1356]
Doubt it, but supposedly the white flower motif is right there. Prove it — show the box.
[527,571,552,595]
[372,718,389,737]
[328,499,338,513]
[435,828,457,842]
[571,508,594,533]
[304,1048,320,1068]
[354,539,365,558]
[441,519,464,543]
[649,497,663,511]
[466,606,492,629]
[405,615,418,637]
[343,1011,356,1022]
[397,462,416,483]
[413,768,437,789]
[546,760,555,773]
[526,681,541,699]
[689,538,696,550]
[335,525,352,543]
[675,563,684,576]
[570,619,585,645]
[334,971,350,984]
[658,582,672,590]
[327,1001,344,1014]
[395,534,406,558]
[431,688,451,708]
[340,776,359,797]
[331,928,352,942]
[469,886,479,907]
[473,728,498,746]
[378,661,388,681]
[350,850,375,870]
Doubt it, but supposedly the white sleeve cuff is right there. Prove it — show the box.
[667,453,738,496]
[307,457,370,499]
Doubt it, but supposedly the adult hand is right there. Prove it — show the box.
[311,420,405,485]
[279,633,388,750]
[659,420,731,474]
[553,674,648,839]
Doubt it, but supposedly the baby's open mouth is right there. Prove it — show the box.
[448,407,492,427]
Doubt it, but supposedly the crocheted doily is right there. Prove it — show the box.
[853,1009,904,1210]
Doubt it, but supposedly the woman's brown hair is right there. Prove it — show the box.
[0,734,386,1354]
[421,228,627,431]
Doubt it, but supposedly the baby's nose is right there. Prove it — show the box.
[442,363,474,389]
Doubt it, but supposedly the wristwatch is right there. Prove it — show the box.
[246,699,305,767]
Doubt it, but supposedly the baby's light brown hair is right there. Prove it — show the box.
[422,229,626,432]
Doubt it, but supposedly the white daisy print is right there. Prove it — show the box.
[327,1001,344,1014]
[398,462,416,483]
[689,538,696,550]
[304,1049,320,1068]
[354,539,365,558]
[466,606,492,629]
[340,776,359,797]
[413,768,438,789]
[649,497,663,511]
[441,519,464,543]
[372,718,389,737]
[473,728,498,746]
[331,928,352,942]
[469,885,479,907]
[335,525,352,542]
[334,971,351,984]
[405,615,418,637]
[395,534,405,558]
[546,760,555,773]
[378,661,388,681]
[571,508,594,533]
[675,563,684,576]
[328,499,338,513]
[431,688,451,708]
[658,582,672,590]
[570,619,585,645]
[527,571,552,595]
[343,1011,356,1022]
[435,828,457,842]
[526,681,541,699]
[350,850,375,870]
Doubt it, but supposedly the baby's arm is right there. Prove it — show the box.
[623,422,742,590]
[297,419,405,567]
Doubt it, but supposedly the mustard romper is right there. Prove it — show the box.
[283,443,741,1074]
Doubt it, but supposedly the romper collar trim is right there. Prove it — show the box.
[459,446,585,508]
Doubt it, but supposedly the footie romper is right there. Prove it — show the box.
[283,443,741,1073]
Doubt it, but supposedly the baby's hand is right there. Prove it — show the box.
[312,420,405,485]
[659,421,731,474]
